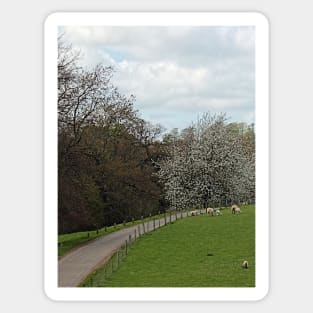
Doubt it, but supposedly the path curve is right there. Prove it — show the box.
[58,212,192,287]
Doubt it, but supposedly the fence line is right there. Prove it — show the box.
[81,210,190,287]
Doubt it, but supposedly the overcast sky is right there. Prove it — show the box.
[61,26,255,131]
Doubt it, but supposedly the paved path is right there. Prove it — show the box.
[58,211,191,287]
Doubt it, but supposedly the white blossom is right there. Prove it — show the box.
[154,112,255,209]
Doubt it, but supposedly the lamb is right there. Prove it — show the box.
[231,204,241,214]
[235,207,241,214]
[206,207,214,216]
[215,208,222,216]
[241,260,249,269]
[190,210,198,216]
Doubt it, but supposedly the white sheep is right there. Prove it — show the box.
[190,210,198,216]
[241,260,249,269]
[215,208,222,216]
[231,205,241,214]
[206,207,214,216]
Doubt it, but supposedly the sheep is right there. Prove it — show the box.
[206,207,214,216]
[215,208,222,216]
[231,204,241,214]
[235,207,241,214]
[190,210,198,216]
[241,260,249,269]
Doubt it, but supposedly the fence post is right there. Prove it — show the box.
[153,218,155,231]
[164,212,167,225]
[135,228,137,240]
[158,211,160,228]
[129,234,132,244]
[141,216,145,234]
[170,211,172,223]
[125,240,128,255]
[97,271,100,287]
[104,265,108,281]
[138,225,141,237]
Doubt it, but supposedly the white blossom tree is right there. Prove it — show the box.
[155,112,255,210]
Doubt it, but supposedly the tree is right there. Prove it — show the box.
[58,36,165,233]
[154,113,255,210]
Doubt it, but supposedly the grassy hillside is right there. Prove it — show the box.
[81,205,255,287]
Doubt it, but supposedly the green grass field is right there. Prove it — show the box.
[81,205,255,287]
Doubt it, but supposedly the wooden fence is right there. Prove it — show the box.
[80,210,188,287]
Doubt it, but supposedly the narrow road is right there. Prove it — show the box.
[58,211,191,287]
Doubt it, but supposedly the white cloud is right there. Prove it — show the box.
[61,26,255,129]
[112,61,211,102]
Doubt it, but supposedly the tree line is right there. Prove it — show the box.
[58,37,167,233]
[58,36,255,234]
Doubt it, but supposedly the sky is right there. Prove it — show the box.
[60,26,255,132]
